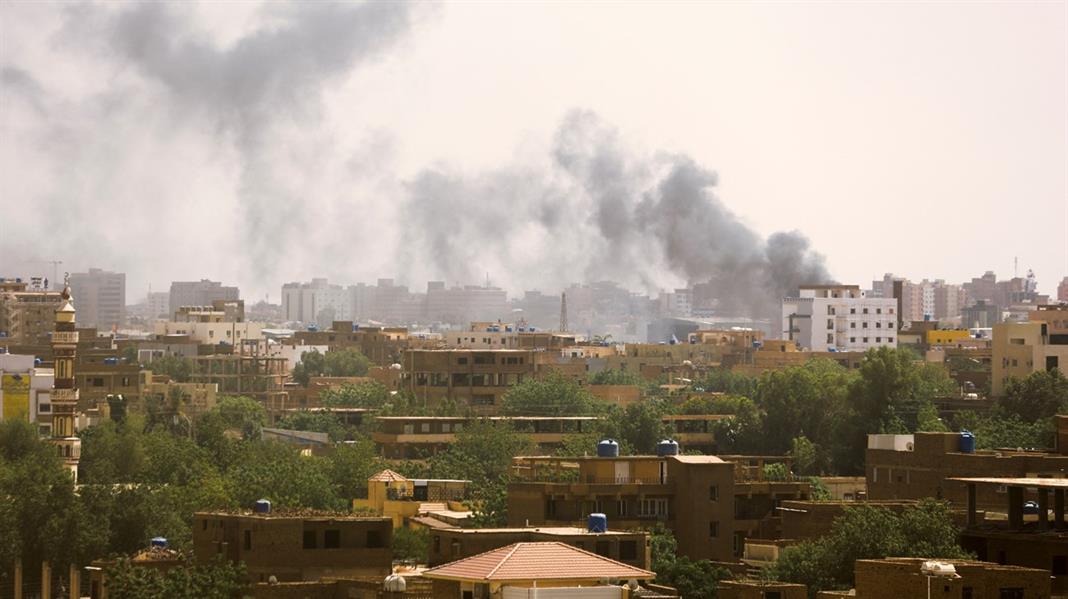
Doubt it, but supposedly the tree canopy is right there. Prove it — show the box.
[292,348,372,386]
[500,371,602,416]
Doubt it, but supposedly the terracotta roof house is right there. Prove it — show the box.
[422,541,655,599]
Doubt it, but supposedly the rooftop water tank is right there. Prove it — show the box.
[150,537,168,548]
[1023,501,1040,515]
[959,431,976,453]
[597,439,620,458]
[656,439,680,456]
[254,499,272,514]
[587,513,608,533]
[384,574,407,592]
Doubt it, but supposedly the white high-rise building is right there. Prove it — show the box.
[281,278,354,325]
[782,285,898,351]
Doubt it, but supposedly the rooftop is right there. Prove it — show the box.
[195,509,389,521]
[422,542,655,583]
[949,477,1068,489]
[437,526,642,537]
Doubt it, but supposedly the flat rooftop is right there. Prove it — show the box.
[438,526,642,536]
[949,477,1068,489]
[195,509,390,521]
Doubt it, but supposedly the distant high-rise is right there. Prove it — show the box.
[1058,276,1068,303]
[68,267,125,330]
[169,280,239,318]
[281,278,352,325]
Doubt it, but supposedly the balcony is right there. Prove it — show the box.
[51,331,79,344]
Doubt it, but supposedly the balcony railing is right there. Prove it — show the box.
[582,476,668,485]
[51,331,79,344]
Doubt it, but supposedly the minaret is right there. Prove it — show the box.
[50,274,81,482]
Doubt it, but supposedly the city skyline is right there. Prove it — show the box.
[2,1,1065,300]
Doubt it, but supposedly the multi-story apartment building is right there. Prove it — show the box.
[293,321,408,366]
[173,299,245,323]
[402,349,587,413]
[0,278,64,345]
[68,268,125,330]
[191,353,288,404]
[782,285,898,351]
[76,349,145,411]
[507,452,811,562]
[372,415,601,458]
[168,279,239,318]
[1059,277,1068,303]
[281,278,354,324]
[991,314,1068,396]
[425,282,509,325]
[193,508,393,583]
[152,320,264,345]
[866,422,1068,511]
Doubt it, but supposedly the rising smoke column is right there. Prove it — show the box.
[401,109,831,322]
[96,1,416,282]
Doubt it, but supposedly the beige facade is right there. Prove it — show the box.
[506,454,810,562]
[991,320,1068,396]
[0,279,63,345]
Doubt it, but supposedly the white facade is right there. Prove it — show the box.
[266,342,330,372]
[153,320,265,344]
[282,278,354,325]
[782,285,898,351]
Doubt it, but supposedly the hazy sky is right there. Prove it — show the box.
[1,0,1065,302]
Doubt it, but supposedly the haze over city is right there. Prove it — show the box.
[2,1,1065,300]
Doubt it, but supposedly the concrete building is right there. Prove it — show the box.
[0,353,53,430]
[0,278,64,345]
[402,349,587,413]
[507,452,810,562]
[428,527,651,570]
[951,476,1067,595]
[782,285,897,351]
[426,282,509,325]
[153,320,264,345]
[720,580,807,599]
[168,280,239,318]
[68,268,125,330]
[1058,278,1068,303]
[191,353,287,403]
[372,416,601,459]
[991,319,1068,396]
[281,278,353,325]
[963,300,1002,329]
[818,557,1052,599]
[193,508,393,583]
[293,321,408,366]
[865,425,1068,511]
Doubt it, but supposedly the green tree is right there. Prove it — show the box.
[998,369,1068,421]
[648,525,728,599]
[755,360,853,456]
[597,400,672,454]
[789,436,821,476]
[501,372,601,416]
[328,439,384,502]
[226,442,342,510]
[589,369,645,386]
[698,368,758,396]
[393,527,430,562]
[104,556,247,599]
[152,355,194,383]
[293,348,372,386]
[320,381,391,409]
[215,395,266,440]
[767,499,971,596]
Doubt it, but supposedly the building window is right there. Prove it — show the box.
[826,333,833,343]
[876,308,882,314]
[303,530,317,549]
[244,530,252,551]
[709,485,718,501]
[324,530,340,549]
[888,337,894,343]
[875,322,881,328]
[998,590,1024,599]
[457,357,468,364]
[638,498,668,518]
[366,530,383,548]
[39,403,50,413]
[616,499,626,517]
[862,322,868,328]
[433,536,441,553]
[709,521,719,538]
[850,337,856,343]
[850,322,856,328]
[619,540,637,561]
[876,337,882,343]
[826,319,833,329]
[850,308,856,314]
[595,541,611,557]
[863,308,869,314]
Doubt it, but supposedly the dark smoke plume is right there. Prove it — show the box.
[401,110,831,322]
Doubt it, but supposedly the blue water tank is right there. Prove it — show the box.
[656,439,680,456]
[34,357,42,366]
[254,499,272,514]
[959,431,976,453]
[587,513,608,533]
[596,439,620,458]
[150,537,168,548]
[1023,501,1040,515]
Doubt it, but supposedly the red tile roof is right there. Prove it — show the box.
[369,469,408,482]
[422,542,655,582]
